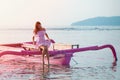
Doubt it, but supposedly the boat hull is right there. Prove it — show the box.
[0,42,118,66]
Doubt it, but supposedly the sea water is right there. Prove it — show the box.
[0,27,120,80]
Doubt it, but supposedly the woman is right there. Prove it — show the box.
[32,21,51,70]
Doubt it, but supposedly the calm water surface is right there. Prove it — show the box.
[0,28,120,80]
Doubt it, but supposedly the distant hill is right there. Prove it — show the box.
[71,16,120,26]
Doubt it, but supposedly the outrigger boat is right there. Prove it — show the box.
[0,41,118,66]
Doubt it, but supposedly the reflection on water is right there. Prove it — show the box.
[0,55,118,80]
[111,61,117,72]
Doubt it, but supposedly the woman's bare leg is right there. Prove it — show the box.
[44,46,49,69]
[39,46,45,72]
[39,46,49,72]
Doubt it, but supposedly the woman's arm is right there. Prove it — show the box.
[32,36,35,45]
[43,28,50,40]
[45,33,50,40]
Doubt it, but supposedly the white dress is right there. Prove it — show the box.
[35,30,51,48]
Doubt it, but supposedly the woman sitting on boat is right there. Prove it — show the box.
[32,21,51,70]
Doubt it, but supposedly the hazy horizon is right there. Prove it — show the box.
[0,0,120,28]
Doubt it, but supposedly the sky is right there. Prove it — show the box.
[0,0,120,28]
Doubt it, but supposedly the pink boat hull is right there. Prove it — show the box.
[0,42,118,65]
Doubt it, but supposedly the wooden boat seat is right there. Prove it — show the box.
[53,43,79,50]
[22,43,79,51]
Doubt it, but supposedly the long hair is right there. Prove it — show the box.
[33,21,42,34]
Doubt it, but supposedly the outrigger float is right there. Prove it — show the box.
[0,41,118,66]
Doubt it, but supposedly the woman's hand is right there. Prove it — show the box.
[47,39,55,43]
[33,41,35,45]
[47,37,50,40]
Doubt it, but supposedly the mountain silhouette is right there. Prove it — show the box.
[71,16,120,26]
